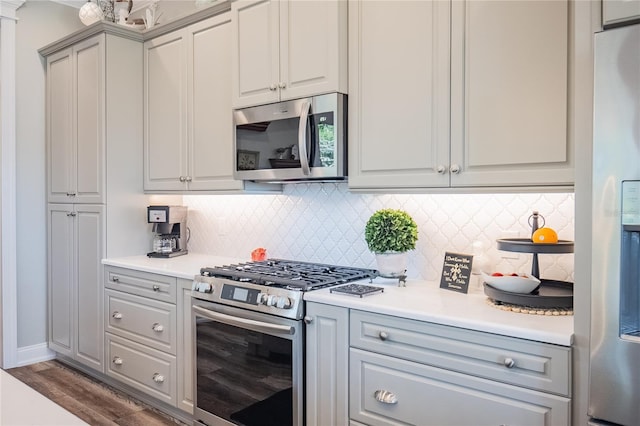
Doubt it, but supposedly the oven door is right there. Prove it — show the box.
[192,300,303,426]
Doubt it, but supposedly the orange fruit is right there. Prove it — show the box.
[532,227,558,244]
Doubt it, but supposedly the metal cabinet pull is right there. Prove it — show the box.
[269,84,277,91]
[185,176,192,182]
[374,390,398,404]
[112,276,120,283]
[378,331,389,341]
[436,165,446,174]
[303,316,313,325]
[503,357,516,368]
[112,356,123,365]
[66,192,76,197]
[152,373,165,383]
[112,311,123,319]
[278,82,286,89]
[152,323,164,332]
[450,164,461,174]
[179,176,186,182]
[67,212,77,217]
[152,285,160,292]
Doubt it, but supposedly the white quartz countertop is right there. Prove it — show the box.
[304,278,574,346]
[102,254,573,346]
[102,253,245,280]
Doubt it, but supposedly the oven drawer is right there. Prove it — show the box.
[106,333,176,406]
[105,266,176,303]
[105,289,176,354]
[350,348,570,426]
[350,310,571,396]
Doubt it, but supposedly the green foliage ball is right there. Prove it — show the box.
[364,209,418,253]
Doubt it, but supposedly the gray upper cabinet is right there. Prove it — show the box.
[144,12,244,192]
[603,0,640,27]
[47,36,105,204]
[348,0,575,191]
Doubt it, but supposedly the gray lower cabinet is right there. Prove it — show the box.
[177,278,194,413]
[305,303,572,426]
[104,266,182,409]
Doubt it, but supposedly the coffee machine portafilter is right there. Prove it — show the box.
[147,205,188,258]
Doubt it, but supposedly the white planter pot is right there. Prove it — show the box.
[374,251,408,277]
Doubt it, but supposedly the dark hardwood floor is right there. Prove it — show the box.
[5,360,186,426]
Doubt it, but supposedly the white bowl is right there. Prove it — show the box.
[481,272,541,294]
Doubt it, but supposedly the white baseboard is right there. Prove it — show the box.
[16,343,56,367]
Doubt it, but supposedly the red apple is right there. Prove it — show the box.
[491,272,503,277]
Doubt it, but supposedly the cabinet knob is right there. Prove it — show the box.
[66,212,77,217]
[436,165,446,174]
[185,176,192,182]
[112,276,120,283]
[269,84,277,91]
[66,192,76,197]
[152,323,164,332]
[179,176,186,182]
[152,285,160,292]
[450,164,461,174]
[152,373,165,383]
[112,311,123,320]
[303,316,313,325]
[278,82,286,89]
[112,356,123,365]
[503,357,516,368]
[374,390,398,405]
[378,331,389,341]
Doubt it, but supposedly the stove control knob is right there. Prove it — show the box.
[257,293,269,305]
[275,296,292,309]
[266,294,278,307]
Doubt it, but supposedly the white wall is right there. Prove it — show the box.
[15,0,82,348]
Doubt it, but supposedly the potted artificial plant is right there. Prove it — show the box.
[365,209,418,277]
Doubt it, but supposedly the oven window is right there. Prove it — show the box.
[196,316,294,426]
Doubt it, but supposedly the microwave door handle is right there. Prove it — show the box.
[297,100,312,175]
[192,305,295,336]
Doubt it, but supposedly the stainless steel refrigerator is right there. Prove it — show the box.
[590,22,640,426]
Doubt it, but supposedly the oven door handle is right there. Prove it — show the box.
[193,305,295,336]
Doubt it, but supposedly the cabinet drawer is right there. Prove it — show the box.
[105,289,176,354]
[106,333,176,406]
[105,266,176,303]
[350,310,571,396]
[350,348,570,426]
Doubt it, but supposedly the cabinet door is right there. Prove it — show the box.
[306,303,349,426]
[74,36,105,204]
[144,31,188,191]
[450,0,572,187]
[232,0,280,108]
[177,280,194,413]
[279,0,347,101]
[47,35,105,204]
[48,204,75,356]
[347,0,451,190]
[187,14,243,191]
[603,0,640,27]
[75,204,105,371]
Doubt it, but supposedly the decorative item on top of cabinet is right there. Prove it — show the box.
[348,0,575,191]
[231,0,348,109]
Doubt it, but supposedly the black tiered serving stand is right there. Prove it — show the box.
[484,238,574,308]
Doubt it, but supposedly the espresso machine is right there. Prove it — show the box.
[147,205,188,258]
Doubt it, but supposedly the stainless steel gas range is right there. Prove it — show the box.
[191,259,377,426]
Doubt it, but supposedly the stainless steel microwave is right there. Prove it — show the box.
[233,93,347,182]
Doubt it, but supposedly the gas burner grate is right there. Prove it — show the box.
[200,259,378,291]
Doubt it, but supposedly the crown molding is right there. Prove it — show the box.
[0,0,25,19]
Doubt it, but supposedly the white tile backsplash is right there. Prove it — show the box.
[184,183,574,282]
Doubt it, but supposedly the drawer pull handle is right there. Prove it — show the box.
[374,390,397,405]
[152,285,160,292]
[503,357,516,368]
[112,276,120,283]
[378,331,389,341]
[152,323,164,332]
[112,311,123,320]
[112,356,123,365]
[152,373,165,383]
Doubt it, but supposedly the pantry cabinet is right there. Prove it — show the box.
[231,0,348,109]
[348,0,574,190]
[48,204,105,371]
[144,12,244,192]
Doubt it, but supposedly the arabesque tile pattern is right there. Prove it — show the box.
[184,183,574,283]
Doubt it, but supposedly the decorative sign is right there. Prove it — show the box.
[440,252,474,294]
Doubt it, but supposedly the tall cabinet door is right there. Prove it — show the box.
[231,0,280,108]
[75,204,105,371]
[348,0,451,190]
[450,0,572,187]
[187,13,243,191]
[47,36,105,204]
[48,204,75,357]
[144,31,188,191]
